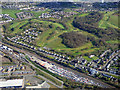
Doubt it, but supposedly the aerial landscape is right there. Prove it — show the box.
[0,0,120,89]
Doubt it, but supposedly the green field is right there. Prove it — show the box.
[3,10,119,58]
[35,69,62,86]
[26,9,51,18]
[31,16,98,56]
[5,10,101,57]
[2,9,51,19]
[82,55,99,62]
[108,15,118,27]
[2,9,22,18]
[91,56,99,60]
[106,40,120,44]
[31,19,64,29]
[82,56,93,62]
[5,17,98,57]
[99,11,119,29]
[9,20,29,34]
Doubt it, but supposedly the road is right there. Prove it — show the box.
[37,75,63,88]
[25,53,63,88]
[103,52,119,69]
[0,41,115,88]
[78,64,119,77]
[0,74,63,88]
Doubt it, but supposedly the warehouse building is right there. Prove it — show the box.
[0,79,24,88]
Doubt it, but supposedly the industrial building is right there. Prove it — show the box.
[0,79,24,88]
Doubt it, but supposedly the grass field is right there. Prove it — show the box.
[2,8,51,19]
[31,19,64,29]
[34,76,60,89]
[34,76,59,89]
[49,41,99,56]
[32,16,98,57]
[9,20,29,34]
[31,19,65,47]
[106,40,120,44]
[90,56,99,60]
[26,9,51,18]
[78,13,89,17]
[5,12,108,58]
[108,15,118,27]
[32,13,92,51]
[82,56,93,62]
[39,13,98,56]
[5,13,100,57]
[99,11,119,29]
[2,9,22,18]
[49,83,60,89]
[35,68,62,86]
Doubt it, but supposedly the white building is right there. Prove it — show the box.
[0,79,24,88]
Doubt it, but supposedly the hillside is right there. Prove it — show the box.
[73,12,119,41]
[60,31,87,48]
[2,11,119,57]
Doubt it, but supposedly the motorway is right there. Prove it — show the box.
[0,41,115,88]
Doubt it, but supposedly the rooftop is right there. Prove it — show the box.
[0,79,23,88]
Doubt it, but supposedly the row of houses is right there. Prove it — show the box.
[9,28,41,44]
[0,44,35,76]
[6,32,120,79]
[2,5,20,10]
[72,8,97,13]
[38,48,70,62]
[2,3,30,10]
[16,12,34,20]
[0,65,25,73]
[6,35,70,65]
[0,14,15,24]
[104,51,120,75]
[0,44,13,52]
[39,11,77,19]
[20,6,47,12]
[7,34,71,67]
[7,36,37,50]
[0,14,15,20]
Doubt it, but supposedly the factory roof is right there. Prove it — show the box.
[0,79,23,88]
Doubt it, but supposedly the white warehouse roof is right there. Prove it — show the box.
[0,79,23,88]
